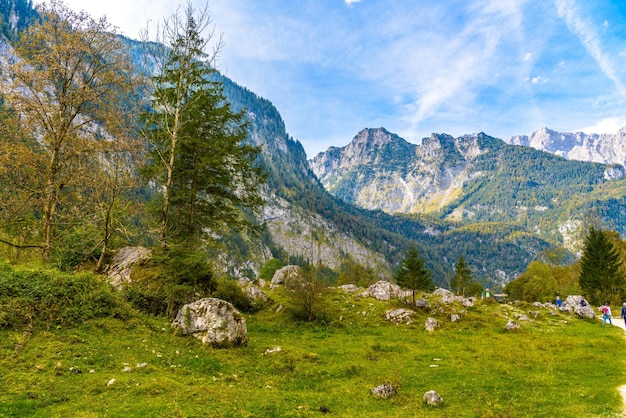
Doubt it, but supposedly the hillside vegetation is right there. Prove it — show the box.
[1,263,625,417]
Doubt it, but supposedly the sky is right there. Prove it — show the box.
[42,0,626,157]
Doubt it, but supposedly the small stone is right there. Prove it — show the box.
[107,378,116,386]
[424,390,443,406]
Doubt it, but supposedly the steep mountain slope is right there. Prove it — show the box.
[311,128,626,251]
[508,126,626,169]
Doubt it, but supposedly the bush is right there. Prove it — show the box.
[213,278,256,313]
[258,258,283,281]
[0,262,127,330]
[123,247,216,316]
[285,271,330,323]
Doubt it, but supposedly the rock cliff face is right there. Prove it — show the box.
[508,126,626,169]
[310,128,494,214]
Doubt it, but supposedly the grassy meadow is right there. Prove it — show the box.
[1,268,626,417]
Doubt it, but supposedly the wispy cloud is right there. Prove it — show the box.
[555,0,626,94]
[344,0,361,6]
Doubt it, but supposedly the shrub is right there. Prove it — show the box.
[213,278,256,313]
[0,262,127,330]
[258,258,283,281]
[122,247,216,316]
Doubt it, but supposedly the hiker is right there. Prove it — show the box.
[622,302,626,326]
[601,304,612,325]
[555,296,562,308]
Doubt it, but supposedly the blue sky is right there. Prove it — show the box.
[52,0,626,157]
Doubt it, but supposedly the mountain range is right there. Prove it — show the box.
[2,0,624,288]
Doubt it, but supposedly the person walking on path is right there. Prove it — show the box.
[621,303,626,327]
[602,304,613,325]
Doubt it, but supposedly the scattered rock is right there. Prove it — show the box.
[371,383,397,398]
[265,346,282,355]
[415,298,431,309]
[106,246,151,290]
[450,314,460,322]
[271,265,302,286]
[339,284,361,293]
[504,320,520,331]
[385,308,415,324]
[423,390,443,406]
[425,317,439,332]
[107,378,116,386]
[238,278,268,306]
[319,405,330,413]
[172,298,248,348]
[122,366,132,372]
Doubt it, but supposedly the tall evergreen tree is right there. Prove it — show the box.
[394,245,433,304]
[141,4,265,248]
[451,255,472,296]
[579,227,623,304]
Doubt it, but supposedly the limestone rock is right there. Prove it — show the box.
[450,314,460,322]
[425,317,439,332]
[339,284,361,293]
[504,320,520,331]
[415,298,431,309]
[371,383,397,398]
[271,265,302,286]
[385,308,415,324]
[106,246,151,290]
[238,278,268,306]
[423,390,443,406]
[360,280,410,301]
[172,298,247,348]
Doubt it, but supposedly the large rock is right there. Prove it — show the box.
[172,298,247,348]
[385,308,415,324]
[238,278,268,306]
[562,295,595,318]
[271,265,302,286]
[106,246,151,290]
[360,281,411,301]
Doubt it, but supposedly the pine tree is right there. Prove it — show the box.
[394,246,433,304]
[451,255,472,296]
[141,4,266,248]
[579,227,623,304]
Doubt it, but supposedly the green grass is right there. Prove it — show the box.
[1,283,626,417]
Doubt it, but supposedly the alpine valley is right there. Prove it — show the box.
[2,0,626,289]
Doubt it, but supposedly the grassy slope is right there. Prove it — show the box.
[1,288,625,417]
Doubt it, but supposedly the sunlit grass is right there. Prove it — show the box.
[1,287,625,417]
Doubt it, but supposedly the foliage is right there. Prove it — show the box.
[505,259,581,303]
[286,270,329,322]
[450,255,472,296]
[0,262,127,330]
[394,245,434,303]
[213,277,257,313]
[337,257,377,287]
[257,258,284,281]
[0,0,139,261]
[579,227,624,304]
[123,247,216,316]
[140,4,265,249]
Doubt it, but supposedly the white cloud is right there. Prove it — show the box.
[345,0,362,5]
[577,117,626,134]
[524,52,532,61]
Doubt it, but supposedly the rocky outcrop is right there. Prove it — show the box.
[360,281,411,301]
[106,246,151,290]
[172,298,247,348]
[425,317,439,332]
[385,308,415,324]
